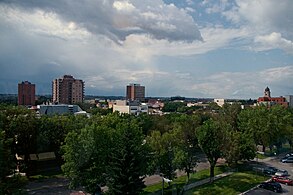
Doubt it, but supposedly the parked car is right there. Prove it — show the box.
[263,166,279,175]
[275,170,289,177]
[272,176,293,185]
[259,181,282,193]
[285,152,293,157]
[281,156,293,163]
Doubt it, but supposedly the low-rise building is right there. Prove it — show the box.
[112,101,148,115]
[37,104,83,115]
[257,87,288,107]
[214,99,225,107]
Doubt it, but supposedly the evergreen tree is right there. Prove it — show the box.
[107,117,148,194]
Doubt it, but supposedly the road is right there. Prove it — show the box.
[246,154,293,194]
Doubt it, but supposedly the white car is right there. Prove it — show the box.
[275,170,289,177]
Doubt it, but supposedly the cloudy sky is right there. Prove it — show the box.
[0,0,292,99]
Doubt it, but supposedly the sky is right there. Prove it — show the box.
[0,0,293,99]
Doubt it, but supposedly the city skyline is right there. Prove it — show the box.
[0,0,293,99]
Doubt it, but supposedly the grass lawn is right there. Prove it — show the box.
[142,166,227,194]
[29,169,64,180]
[184,171,269,195]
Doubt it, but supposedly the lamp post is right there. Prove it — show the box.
[161,173,164,195]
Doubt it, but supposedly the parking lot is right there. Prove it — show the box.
[246,154,293,194]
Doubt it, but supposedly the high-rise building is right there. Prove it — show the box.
[52,75,84,104]
[18,81,35,106]
[126,83,145,101]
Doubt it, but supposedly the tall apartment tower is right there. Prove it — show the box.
[52,75,84,104]
[18,81,35,106]
[126,83,145,102]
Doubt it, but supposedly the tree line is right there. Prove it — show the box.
[0,103,292,194]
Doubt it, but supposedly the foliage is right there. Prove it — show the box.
[62,113,150,194]
[238,105,292,153]
[162,102,186,112]
[196,119,229,181]
[107,116,149,194]
[147,130,177,180]
[0,131,14,180]
[0,174,28,195]
[172,114,201,182]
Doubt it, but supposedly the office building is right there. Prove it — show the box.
[52,75,84,104]
[18,81,35,106]
[126,83,145,101]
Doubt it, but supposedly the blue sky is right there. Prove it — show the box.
[0,0,292,99]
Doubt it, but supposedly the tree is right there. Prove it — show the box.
[107,116,149,194]
[0,131,14,180]
[196,119,229,182]
[238,105,292,153]
[172,114,201,182]
[217,105,256,166]
[8,111,38,175]
[147,130,177,180]
[238,106,271,152]
[162,102,186,112]
[62,114,150,194]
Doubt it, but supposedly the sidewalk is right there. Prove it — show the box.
[182,172,233,191]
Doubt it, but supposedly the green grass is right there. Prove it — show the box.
[142,166,227,194]
[29,169,64,180]
[184,171,269,195]
[256,153,267,159]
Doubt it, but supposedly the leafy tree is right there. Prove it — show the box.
[223,131,255,166]
[0,131,14,180]
[172,114,201,182]
[238,105,292,153]
[162,102,186,112]
[238,106,271,152]
[8,111,38,175]
[62,114,150,194]
[196,119,229,182]
[147,130,177,180]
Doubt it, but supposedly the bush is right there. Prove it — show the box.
[0,174,28,194]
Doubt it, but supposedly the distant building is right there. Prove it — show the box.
[37,104,83,115]
[18,81,35,106]
[214,99,225,107]
[257,87,288,107]
[126,83,145,102]
[52,75,84,104]
[113,101,148,115]
[285,95,293,108]
[171,96,185,101]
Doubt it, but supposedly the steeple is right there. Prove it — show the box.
[264,86,271,98]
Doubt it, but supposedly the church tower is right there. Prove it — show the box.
[264,86,271,98]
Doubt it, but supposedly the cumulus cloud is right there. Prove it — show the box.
[222,0,293,52]
[0,0,202,43]
[0,0,292,98]
[254,32,293,54]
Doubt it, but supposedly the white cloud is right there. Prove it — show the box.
[113,1,135,12]
[0,5,90,41]
[254,32,293,54]
[222,0,293,53]
[0,0,202,43]
[188,66,293,98]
